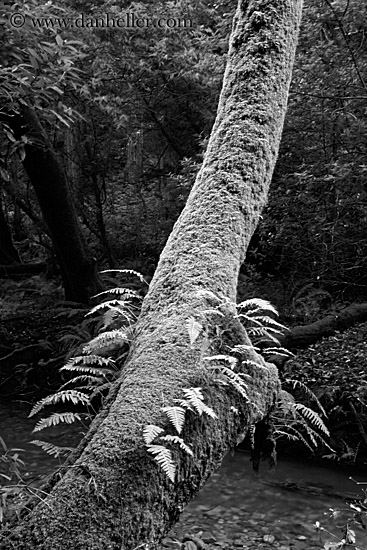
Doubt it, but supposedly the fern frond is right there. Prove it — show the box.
[29,390,90,417]
[92,288,141,299]
[242,316,285,335]
[83,330,128,354]
[86,300,136,319]
[33,412,82,433]
[294,403,329,436]
[146,445,175,482]
[237,298,279,316]
[159,435,193,456]
[262,347,294,359]
[63,355,114,369]
[181,388,217,418]
[143,425,164,445]
[249,329,281,345]
[286,379,326,417]
[161,406,186,434]
[30,440,74,458]
[61,365,115,378]
[100,269,148,285]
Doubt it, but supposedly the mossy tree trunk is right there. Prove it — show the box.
[5,106,102,303]
[0,0,303,548]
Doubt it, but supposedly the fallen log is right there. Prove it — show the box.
[281,302,367,350]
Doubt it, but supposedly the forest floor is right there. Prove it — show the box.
[0,274,367,466]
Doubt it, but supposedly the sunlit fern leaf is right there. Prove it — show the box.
[186,317,203,346]
[262,347,294,359]
[143,424,164,445]
[286,379,326,417]
[159,435,193,456]
[92,287,141,299]
[294,403,329,436]
[146,445,175,482]
[30,440,74,458]
[83,330,128,354]
[181,388,217,418]
[63,355,114,369]
[86,300,136,319]
[29,390,90,417]
[249,329,281,345]
[61,364,116,377]
[100,269,148,285]
[33,412,82,433]
[251,316,288,333]
[237,298,279,316]
[161,406,186,434]
[243,317,286,335]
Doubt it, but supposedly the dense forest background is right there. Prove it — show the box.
[1,0,366,317]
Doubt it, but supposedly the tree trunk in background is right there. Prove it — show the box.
[5,106,102,303]
[0,0,303,548]
[0,199,21,264]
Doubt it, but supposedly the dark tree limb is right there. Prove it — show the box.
[281,302,367,350]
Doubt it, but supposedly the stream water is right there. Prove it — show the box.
[1,402,366,550]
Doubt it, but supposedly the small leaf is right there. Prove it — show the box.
[161,406,186,434]
[187,317,202,345]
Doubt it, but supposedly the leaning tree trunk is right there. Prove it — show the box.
[0,1,303,548]
[4,107,102,303]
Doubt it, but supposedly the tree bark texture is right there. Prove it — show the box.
[0,1,303,548]
[5,107,102,303]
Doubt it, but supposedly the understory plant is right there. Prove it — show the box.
[29,269,148,458]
